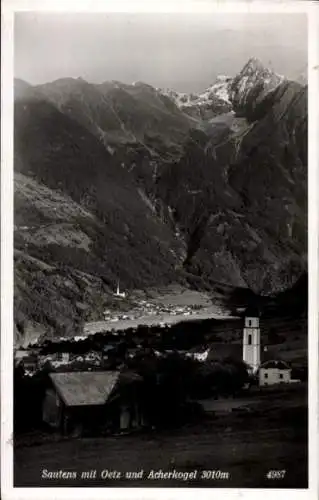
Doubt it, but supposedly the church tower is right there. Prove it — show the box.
[242,307,261,373]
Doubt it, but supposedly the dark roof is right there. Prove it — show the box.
[49,371,120,407]
[260,360,290,370]
[21,355,38,363]
[119,371,143,384]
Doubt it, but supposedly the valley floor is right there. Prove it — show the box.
[83,288,234,336]
[14,384,307,488]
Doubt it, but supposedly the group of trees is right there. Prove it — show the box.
[14,364,47,432]
[130,351,250,428]
[14,350,250,433]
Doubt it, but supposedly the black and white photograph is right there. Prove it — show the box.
[1,1,318,498]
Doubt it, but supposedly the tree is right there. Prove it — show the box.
[132,351,200,428]
[193,358,249,398]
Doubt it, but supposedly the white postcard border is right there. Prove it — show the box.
[1,1,318,499]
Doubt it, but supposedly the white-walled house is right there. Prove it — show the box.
[259,360,291,386]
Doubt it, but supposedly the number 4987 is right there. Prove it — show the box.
[266,470,286,480]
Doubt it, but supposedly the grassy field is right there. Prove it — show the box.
[14,383,307,488]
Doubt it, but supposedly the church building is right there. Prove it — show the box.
[242,306,292,386]
[242,306,261,374]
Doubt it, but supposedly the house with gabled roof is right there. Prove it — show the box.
[15,353,38,375]
[42,370,146,436]
[258,359,292,386]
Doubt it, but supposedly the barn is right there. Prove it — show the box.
[16,354,38,375]
[42,370,147,436]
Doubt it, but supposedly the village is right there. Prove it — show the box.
[103,300,199,323]
[89,285,232,334]
[14,304,306,441]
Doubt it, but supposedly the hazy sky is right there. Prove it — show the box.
[14,12,307,92]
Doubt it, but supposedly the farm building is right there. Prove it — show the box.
[259,360,292,386]
[14,349,31,365]
[37,351,74,370]
[16,354,38,374]
[42,370,147,436]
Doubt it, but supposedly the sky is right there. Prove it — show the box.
[14,12,307,92]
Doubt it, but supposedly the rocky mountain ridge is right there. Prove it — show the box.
[160,58,285,122]
[14,57,307,342]
[160,75,233,120]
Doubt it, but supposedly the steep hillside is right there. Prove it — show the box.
[155,60,307,294]
[14,97,189,341]
[229,57,285,121]
[14,78,32,100]
[14,57,307,339]
[18,78,195,160]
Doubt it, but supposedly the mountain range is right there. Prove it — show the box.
[14,57,307,343]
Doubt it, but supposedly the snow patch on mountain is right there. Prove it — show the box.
[160,74,232,112]
[205,75,232,104]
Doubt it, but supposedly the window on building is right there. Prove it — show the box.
[279,373,283,379]
[248,334,252,345]
[264,373,268,379]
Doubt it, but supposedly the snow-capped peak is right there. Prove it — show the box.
[228,57,285,113]
[241,57,266,74]
[159,58,287,121]
[159,75,232,120]
[206,75,232,104]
